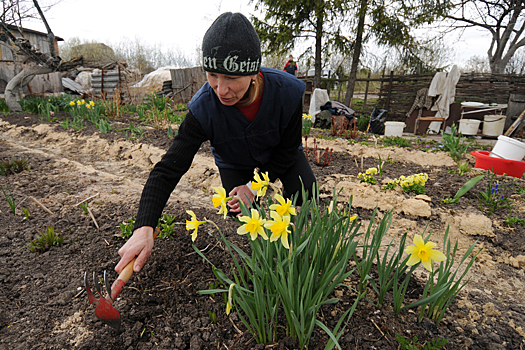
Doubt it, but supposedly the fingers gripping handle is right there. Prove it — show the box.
[110,228,158,301]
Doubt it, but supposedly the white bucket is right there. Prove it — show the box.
[458,119,481,135]
[490,135,525,161]
[482,115,506,136]
[384,121,405,137]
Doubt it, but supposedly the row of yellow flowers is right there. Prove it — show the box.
[187,170,445,271]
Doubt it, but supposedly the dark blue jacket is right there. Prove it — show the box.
[189,67,305,169]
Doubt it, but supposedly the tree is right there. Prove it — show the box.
[444,0,525,74]
[251,0,353,88]
[343,0,450,106]
[1,0,82,111]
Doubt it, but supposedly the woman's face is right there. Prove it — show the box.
[206,72,257,106]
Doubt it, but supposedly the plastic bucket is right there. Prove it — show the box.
[458,119,480,135]
[384,121,405,137]
[482,115,506,136]
[489,135,525,161]
[471,151,525,178]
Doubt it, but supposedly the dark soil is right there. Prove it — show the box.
[1,112,525,350]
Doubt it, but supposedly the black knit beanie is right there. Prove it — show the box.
[202,12,261,76]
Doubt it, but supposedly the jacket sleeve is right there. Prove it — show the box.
[259,99,303,181]
[134,111,207,230]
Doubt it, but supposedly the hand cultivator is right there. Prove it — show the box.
[84,228,158,329]
[84,258,137,329]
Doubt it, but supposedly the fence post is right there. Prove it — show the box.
[385,71,394,112]
[363,71,371,109]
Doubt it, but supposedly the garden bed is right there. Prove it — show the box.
[1,108,525,350]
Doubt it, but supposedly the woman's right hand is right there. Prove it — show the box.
[115,226,155,274]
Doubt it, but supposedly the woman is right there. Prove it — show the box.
[115,12,316,275]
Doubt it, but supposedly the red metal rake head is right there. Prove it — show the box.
[84,271,121,329]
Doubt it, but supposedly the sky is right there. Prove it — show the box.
[25,0,493,69]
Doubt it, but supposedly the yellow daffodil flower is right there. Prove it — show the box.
[269,194,296,216]
[226,283,235,315]
[328,200,335,214]
[212,186,228,219]
[264,211,291,249]
[69,101,75,106]
[90,101,95,106]
[185,210,207,241]
[81,99,86,105]
[86,104,91,109]
[76,100,82,106]
[237,208,268,240]
[405,234,447,272]
[250,171,270,199]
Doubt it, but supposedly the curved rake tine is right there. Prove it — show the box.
[84,271,96,304]
[93,272,103,298]
[104,270,113,302]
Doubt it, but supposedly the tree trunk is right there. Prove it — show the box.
[314,4,324,89]
[344,0,367,106]
[5,66,53,112]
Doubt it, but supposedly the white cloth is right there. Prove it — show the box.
[428,72,447,97]
[429,65,460,120]
[308,88,330,123]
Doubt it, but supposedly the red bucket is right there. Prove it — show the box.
[471,151,525,178]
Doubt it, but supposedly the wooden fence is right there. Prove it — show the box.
[376,72,525,121]
[170,67,207,104]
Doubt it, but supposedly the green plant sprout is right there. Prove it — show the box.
[79,203,88,215]
[1,184,16,215]
[442,175,484,204]
[396,334,448,350]
[0,157,29,175]
[118,214,178,240]
[27,226,64,253]
[22,208,30,220]
[207,311,218,324]
[504,216,525,228]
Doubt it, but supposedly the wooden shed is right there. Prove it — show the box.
[0,24,64,95]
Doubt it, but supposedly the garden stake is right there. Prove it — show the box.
[84,228,158,329]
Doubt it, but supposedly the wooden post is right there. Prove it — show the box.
[385,71,394,112]
[363,71,371,109]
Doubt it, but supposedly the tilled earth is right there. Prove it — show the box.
[1,112,525,350]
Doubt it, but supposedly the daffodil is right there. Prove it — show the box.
[86,104,91,109]
[405,234,446,272]
[328,200,335,214]
[69,101,75,106]
[237,208,268,240]
[250,171,270,199]
[212,186,228,218]
[264,211,291,249]
[185,210,207,241]
[76,100,82,106]
[226,283,235,315]
[90,101,95,106]
[269,194,296,216]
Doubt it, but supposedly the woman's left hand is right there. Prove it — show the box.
[228,185,255,216]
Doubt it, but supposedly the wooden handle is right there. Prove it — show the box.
[110,228,159,300]
[504,109,525,136]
